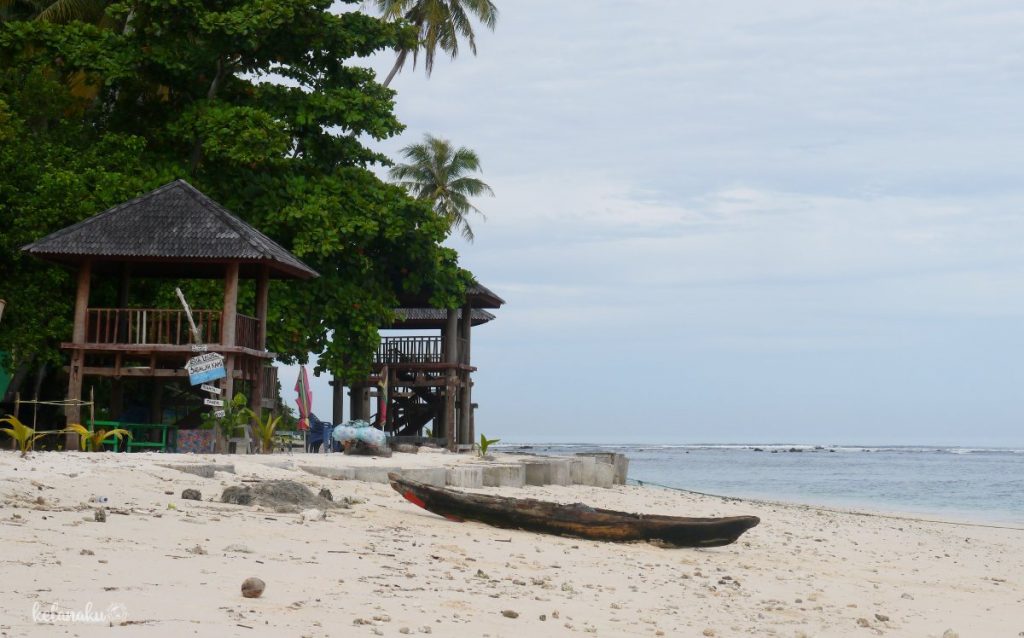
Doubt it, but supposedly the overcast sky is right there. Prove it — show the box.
[283,0,1024,446]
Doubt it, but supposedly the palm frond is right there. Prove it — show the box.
[376,0,499,80]
[449,176,494,198]
[389,133,492,241]
[34,0,107,23]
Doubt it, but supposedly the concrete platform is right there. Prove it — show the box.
[300,465,355,481]
[569,456,595,484]
[158,463,235,478]
[396,467,448,487]
[352,466,402,484]
[523,458,571,486]
[277,452,626,490]
[479,463,526,487]
[576,452,629,484]
[446,465,484,488]
[591,461,615,488]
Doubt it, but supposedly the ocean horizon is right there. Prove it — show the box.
[496,442,1024,526]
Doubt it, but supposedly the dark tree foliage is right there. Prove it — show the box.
[0,0,471,383]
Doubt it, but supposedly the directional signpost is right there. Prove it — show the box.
[176,287,232,431]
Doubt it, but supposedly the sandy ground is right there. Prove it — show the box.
[0,450,1021,638]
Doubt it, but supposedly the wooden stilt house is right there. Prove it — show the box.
[341,284,504,451]
[21,180,318,449]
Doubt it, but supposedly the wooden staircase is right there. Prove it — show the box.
[387,374,445,437]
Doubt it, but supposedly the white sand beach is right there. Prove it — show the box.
[1,450,1021,637]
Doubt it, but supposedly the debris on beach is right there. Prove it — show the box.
[181,489,202,501]
[220,480,343,513]
[93,508,106,522]
[333,420,392,457]
[241,577,265,598]
[300,508,326,522]
[343,439,393,457]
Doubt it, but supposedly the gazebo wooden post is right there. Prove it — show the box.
[384,367,393,431]
[443,308,458,450]
[111,263,131,420]
[331,378,345,424]
[221,262,243,449]
[65,259,92,449]
[249,265,270,419]
[458,302,473,449]
[348,384,359,421]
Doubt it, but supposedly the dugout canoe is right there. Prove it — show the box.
[387,473,759,548]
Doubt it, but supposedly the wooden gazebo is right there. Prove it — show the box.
[22,180,318,448]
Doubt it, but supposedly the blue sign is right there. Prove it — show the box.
[189,366,226,385]
[186,352,226,386]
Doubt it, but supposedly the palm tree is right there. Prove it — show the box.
[389,133,494,241]
[0,0,39,21]
[0,0,111,24]
[372,0,498,87]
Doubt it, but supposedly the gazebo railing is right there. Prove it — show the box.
[375,336,443,364]
[235,314,259,350]
[261,365,278,406]
[85,308,260,349]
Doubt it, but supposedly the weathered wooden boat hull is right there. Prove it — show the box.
[388,473,759,548]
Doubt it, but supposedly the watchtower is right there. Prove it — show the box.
[346,283,504,451]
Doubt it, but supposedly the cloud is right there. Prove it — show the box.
[334,1,1024,444]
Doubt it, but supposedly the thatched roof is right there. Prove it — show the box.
[465,282,505,309]
[392,307,496,329]
[22,180,318,280]
[396,280,505,310]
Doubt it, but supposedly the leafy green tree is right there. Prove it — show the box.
[0,0,471,388]
[372,0,498,87]
[389,133,493,241]
[0,63,163,373]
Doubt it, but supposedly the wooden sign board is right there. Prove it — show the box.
[213,409,226,418]
[186,352,225,385]
[204,398,224,407]
[201,384,222,395]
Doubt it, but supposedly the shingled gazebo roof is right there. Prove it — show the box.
[465,282,505,309]
[22,180,318,280]
[396,280,505,310]
[391,307,496,329]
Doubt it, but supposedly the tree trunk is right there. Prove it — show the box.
[2,359,34,405]
[30,363,46,429]
[382,50,409,88]
[189,57,228,174]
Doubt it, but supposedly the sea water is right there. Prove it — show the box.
[499,444,1024,526]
